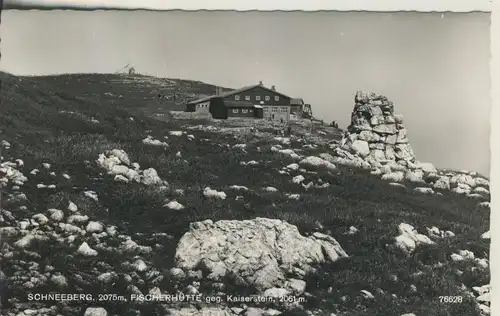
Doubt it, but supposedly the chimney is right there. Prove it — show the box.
[215,86,219,96]
[271,85,276,91]
[259,81,263,86]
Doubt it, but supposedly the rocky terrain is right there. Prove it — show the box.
[0,72,491,316]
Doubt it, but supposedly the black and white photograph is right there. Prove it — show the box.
[0,1,495,316]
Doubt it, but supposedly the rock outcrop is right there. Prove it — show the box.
[174,218,348,292]
[342,91,416,164]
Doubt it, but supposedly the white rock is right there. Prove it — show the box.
[174,218,348,291]
[287,193,301,200]
[203,187,227,200]
[142,136,168,147]
[381,171,404,182]
[229,185,249,191]
[450,253,464,262]
[360,290,375,299]
[133,260,148,272]
[433,177,450,190]
[78,242,98,256]
[165,201,185,210]
[114,175,128,183]
[169,131,184,136]
[476,258,489,269]
[477,292,491,303]
[19,221,30,230]
[48,209,64,221]
[42,163,51,169]
[59,223,85,235]
[84,307,108,316]
[286,279,307,295]
[51,274,68,287]
[292,175,305,184]
[264,187,278,192]
[452,184,472,195]
[32,213,49,225]
[263,287,290,298]
[346,226,359,235]
[68,201,78,212]
[478,202,490,208]
[405,170,424,183]
[86,221,104,233]
[299,156,336,171]
[473,187,490,195]
[98,272,117,283]
[351,140,370,158]
[110,149,131,165]
[141,168,162,186]
[481,231,490,239]
[444,231,455,237]
[394,223,434,253]
[84,191,99,201]
[286,163,300,171]
[14,234,38,248]
[458,250,475,260]
[478,304,490,315]
[413,187,434,194]
[473,284,490,296]
[450,174,476,188]
[474,177,489,188]
[67,215,89,224]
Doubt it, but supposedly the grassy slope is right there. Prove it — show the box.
[24,73,231,120]
[0,72,490,316]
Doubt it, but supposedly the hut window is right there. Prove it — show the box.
[263,107,268,112]
[265,96,270,101]
[232,109,239,113]
[235,95,240,101]
[272,107,278,112]
[281,108,288,113]
[245,96,250,101]
[275,96,280,101]
[256,96,261,101]
[242,109,248,113]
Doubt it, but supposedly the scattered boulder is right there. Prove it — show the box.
[203,187,227,200]
[299,156,336,171]
[96,150,164,186]
[142,135,168,147]
[394,223,434,254]
[165,200,185,210]
[78,242,98,256]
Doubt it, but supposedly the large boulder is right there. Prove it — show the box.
[174,218,348,291]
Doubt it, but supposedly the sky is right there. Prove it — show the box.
[0,9,492,176]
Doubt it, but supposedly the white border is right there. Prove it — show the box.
[10,0,494,11]
[490,1,498,315]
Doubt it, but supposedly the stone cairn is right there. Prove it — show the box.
[342,91,416,164]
